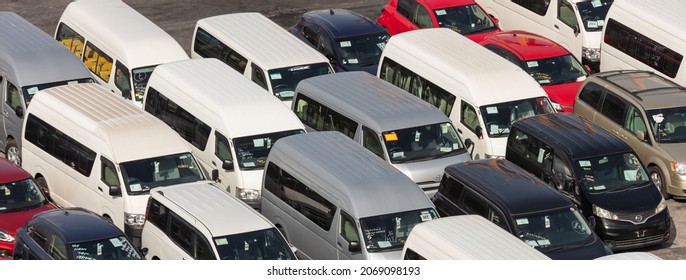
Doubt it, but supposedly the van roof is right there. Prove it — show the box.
[381,28,547,107]
[58,0,188,68]
[611,0,686,42]
[444,159,573,215]
[404,215,550,259]
[267,131,433,218]
[0,12,92,87]
[151,182,272,236]
[28,83,190,163]
[295,72,450,131]
[148,58,305,137]
[195,12,330,70]
[590,70,686,110]
[511,113,632,160]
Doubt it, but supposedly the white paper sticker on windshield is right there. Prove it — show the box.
[594,185,606,190]
[421,211,432,221]
[378,241,392,248]
[597,19,605,26]
[253,139,265,147]
[435,9,447,16]
[27,87,39,96]
[68,80,78,85]
[516,218,529,225]
[3,187,9,196]
[527,61,539,68]
[392,151,405,158]
[538,239,551,246]
[270,73,282,80]
[244,162,256,167]
[486,106,498,114]
[587,21,598,28]
[347,58,358,64]
[110,238,123,247]
[579,160,591,167]
[525,240,538,247]
[130,183,142,192]
[538,79,551,85]
[453,143,460,150]
[340,41,352,48]
[537,149,545,163]
[440,147,452,152]
[215,238,228,246]
[490,124,500,135]
[377,42,386,51]
[591,0,602,7]
[624,170,639,181]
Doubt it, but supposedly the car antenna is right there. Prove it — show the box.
[330,9,334,15]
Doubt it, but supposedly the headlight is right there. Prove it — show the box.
[236,188,260,201]
[485,154,505,159]
[0,229,14,243]
[125,213,146,226]
[671,161,686,175]
[593,204,619,220]
[656,197,667,214]
[582,47,601,62]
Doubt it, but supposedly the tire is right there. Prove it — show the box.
[649,166,670,199]
[5,138,20,166]
[35,176,52,202]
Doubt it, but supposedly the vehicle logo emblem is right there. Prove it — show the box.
[634,215,643,222]
[435,175,442,182]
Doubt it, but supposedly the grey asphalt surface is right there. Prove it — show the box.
[5,0,685,259]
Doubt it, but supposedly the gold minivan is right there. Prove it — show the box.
[574,70,686,199]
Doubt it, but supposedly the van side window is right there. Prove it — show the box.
[578,82,604,109]
[251,64,269,91]
[114,62,131,99]
[25,114,96,176]
[362,127,384,159]
[439,175,464,202]
[552,154,573,190]
[508,129,529,157]
[47,235,68,260]
[604,19,683,78]
[624,105,648,141]
[215,132,233,162]
[462,190,488,216]
[55,23,85,57]
[264,162,280,195]
[513,0,550,16]
[600,93,628,125]
[145,87,211,150]
[403,248,426,260]
[226,50,248,74]
[557,0,579,29]
[82,42,113,82]
[461,101,480,132]
[169,215,193,256]
[379,58,456,116]
[279,168,336,231]
[146,198,169,230]
[6,81,22,109]
[487,208,509,231]
[100,157,120,187]
[293,94,358,138]
[315,31,334,58]
[412,3,433,28]
[340,211,359,243]
[194,28,248,74]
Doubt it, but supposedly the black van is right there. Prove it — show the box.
[506,113,673,251]
[432,158,611,259]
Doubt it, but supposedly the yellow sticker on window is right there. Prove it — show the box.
[384,132,398,142]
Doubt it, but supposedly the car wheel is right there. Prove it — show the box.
[5,138,20,165]
[649,166,670,199]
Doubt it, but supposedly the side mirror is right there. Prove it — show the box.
[573,25,580,35]
[348,241,361,253]
[222,160,234,171]
[489,14,499,26]
[211,169,219,181]
[140,247,148,257]
[14,106,23,118]
[636,130,646,142]
[587,216,597,230]
[109,185,122,196]
[464,138,475,159]
[475,126,483,139]
[122,89,132,100]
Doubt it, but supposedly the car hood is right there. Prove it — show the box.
[543,81,583,110]
[659,143,686,161]
[367,249,402,260]
[338,63,378,75]
[0,204,56,237]
[394,152,471,185]
[586,183,661,212]
[542,235,610,260]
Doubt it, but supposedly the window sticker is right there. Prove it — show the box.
[340,41,352,48]
[68,80,78,85]
[544,216,550,228]
[97,243,103,256]
[215,238,228,246]
[110,238,123,247]
[435,9,447,16]
[384,132,398,142]
[244,162,256,167]
[599,157,608,164]
[27,87,39,96]
[130,183,142,192]
[516,218,529,225]
[377,42,386,51]
[253,139,265,148]
[377,241,392,248]
[180,154,190,159]
[2,186,9,196]
[597,19,605,26]
[538,79,551,85]
[538,239,551,246]
[420,212,433,222]
[525,240,538,247]
[347,58,358,64]
[392,151,405,158]
[244,241,250,251]
[579,160,591,167]
[527,61,539,68]
[490,124,500,135]
[593,185,606,190]
[486,106,498,114]
[624,170,639,181]
[270,73,282,80]
[440,147,452,152]
[537,149,546,163]
[587,21,598,28]
[591,0,602,7]
[415,131,421,142]
[452,143,460,150]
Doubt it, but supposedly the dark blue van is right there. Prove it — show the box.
[289,9,390,74]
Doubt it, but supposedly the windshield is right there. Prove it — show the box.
[360,208,437,252]
[383,122,465,164]
[576,0,614,32]
[336,32,389,67]
[71,236,141,260]
[268,63,333,100]
[434,4,498,35]
[120,153,204,195]
[234,129,305,170]
[647,108,686,143]
[0,178,48,213]
[525,54,588,86]
[480,98,556,138]
[214,228,295,260]
[577,153,649,194]
[514,207,594,252]
[132,65,157,102]
[21,78,94,107]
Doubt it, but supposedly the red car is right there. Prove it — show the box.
[0,158,56,259]
[479,31,589,112]
[377,0,500,42]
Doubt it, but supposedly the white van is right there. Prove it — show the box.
[261,131,438,260]
[599,0,686,86]
[21,83,208,246]
[141,182,296,260]
[401,215,550,260]
[0,12,93,166]
[191,12,334,106]
[475,0,614,71]
[378,28,555,159]
[143,58,306,209]
[54,0,189,107]
[293,71,471,196]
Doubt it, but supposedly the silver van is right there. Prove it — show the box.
[0,12,93,165]
[260,131,438,260]
[293,71,471,197]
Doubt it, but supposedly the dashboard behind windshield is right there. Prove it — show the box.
[480,97,555,138]
[120,153,204,195]
[268,63,332,100]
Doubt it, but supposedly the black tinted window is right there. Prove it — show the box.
[600,93,628,125]
[578,82,605,109]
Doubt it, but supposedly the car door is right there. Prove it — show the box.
[213,132,238,196]
[2,79,24,154]
[458,100,485,159]
[620,104,650,162]
[385,0,420,34]
[596,92,629,142]
[554,0,584,61]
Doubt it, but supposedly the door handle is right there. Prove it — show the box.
[98,186,103,192]
[457,128,463,134]
[554,24,560,29]
[212,161,217,166]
